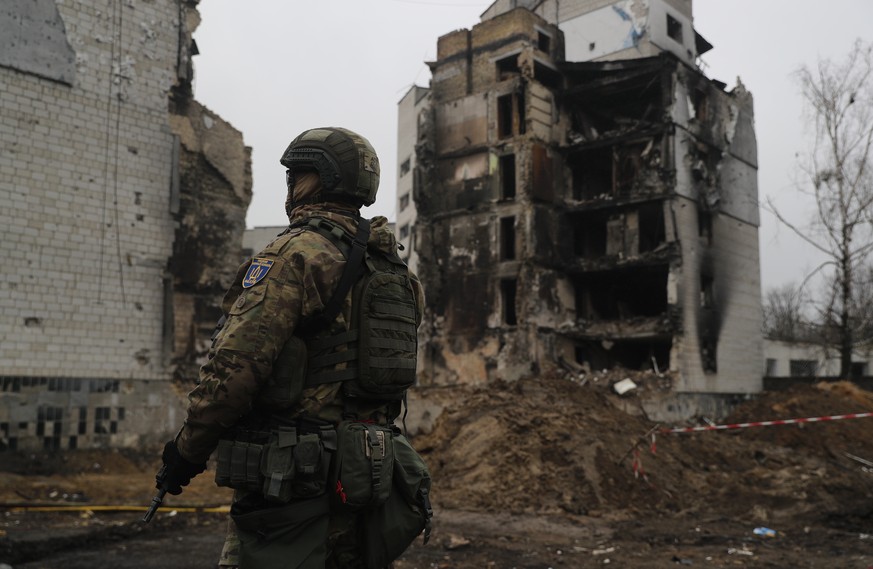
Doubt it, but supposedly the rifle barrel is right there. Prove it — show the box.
[142,488,167,523]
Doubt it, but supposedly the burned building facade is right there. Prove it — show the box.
[408,3,762,404]
[0,0,251,451]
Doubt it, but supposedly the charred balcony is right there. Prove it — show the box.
[572,265,671,324]
[567,135,671,204]
[571,336,673,373]
[559,55,674,144]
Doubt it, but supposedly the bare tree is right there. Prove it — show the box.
[768,39,873,378]
[762,283,811,341]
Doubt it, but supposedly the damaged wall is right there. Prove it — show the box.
[482,0,698,66]
[0,0,251,451]
[168,98,252,382]
[416,9,565,386]
[411,4,762,405]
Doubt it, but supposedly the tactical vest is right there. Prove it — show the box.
[297,216,420,411]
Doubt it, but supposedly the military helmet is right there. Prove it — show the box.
[279,127,380,206]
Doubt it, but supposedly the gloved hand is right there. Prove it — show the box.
[157,440,207,495]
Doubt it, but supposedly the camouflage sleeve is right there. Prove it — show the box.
[176,241,304,463]
[176,230,347,463]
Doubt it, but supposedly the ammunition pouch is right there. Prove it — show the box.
[214,430,268,493]
[215,424,337,503]
[330,421,395,511]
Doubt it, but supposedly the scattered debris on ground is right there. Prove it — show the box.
[3,375,873,567]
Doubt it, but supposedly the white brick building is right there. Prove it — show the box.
[0,0,251,451]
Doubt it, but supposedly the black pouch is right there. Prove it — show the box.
[231,493,330,569]
[331,421,395,511]
[363,432,433,568]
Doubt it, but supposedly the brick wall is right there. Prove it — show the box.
[0,0,247,452]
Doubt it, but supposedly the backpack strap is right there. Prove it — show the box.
[297,216,371,336]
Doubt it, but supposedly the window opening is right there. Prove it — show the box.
[496,54,521,80]
[638,202,665,253]
[700,274,714,308]
[399,193,410,212]
[500,216,516,260]
[571,147,611,200]
[500,154,516,199]
[399,223,410,240]
[698,210,713,245]
[498,94,514,139]
[501,278,518,325]
[399,157,411,177]
[666,14,683,44]
[789,359,817,377]
[573,267,668,321]
[537,31,551,54]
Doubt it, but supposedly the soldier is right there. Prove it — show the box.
[155,127,431,568]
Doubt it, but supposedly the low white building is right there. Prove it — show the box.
[763,339,873,378]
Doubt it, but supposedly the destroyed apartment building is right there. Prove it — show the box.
[0,0,251,451]
[404,1,762,416]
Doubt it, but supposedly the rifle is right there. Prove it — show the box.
[142,464,168,523]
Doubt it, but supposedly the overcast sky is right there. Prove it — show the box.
[192,0,873,293]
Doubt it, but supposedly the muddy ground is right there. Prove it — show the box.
[3,374,873,568]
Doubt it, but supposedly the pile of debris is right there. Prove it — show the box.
[415,375,873,523]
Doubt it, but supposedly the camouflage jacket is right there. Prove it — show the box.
[176,204,424,463]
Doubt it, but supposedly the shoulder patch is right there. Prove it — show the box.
[242,258,274,288]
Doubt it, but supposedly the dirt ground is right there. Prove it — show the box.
[3,374,873,568]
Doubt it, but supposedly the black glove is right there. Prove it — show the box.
[158,440,207,495]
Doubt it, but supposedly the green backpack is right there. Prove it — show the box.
[298,216,420,405]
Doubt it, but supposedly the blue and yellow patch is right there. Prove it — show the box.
[242,258,274,288]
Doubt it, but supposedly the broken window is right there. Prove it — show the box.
[496,54,520,80]
[533,61,562,89]
[500,216,516,260]
[497,91,526,139]
[638,202,665,253]
[500,278,518,325]
[615,142,650,197]
[573,266,669,321]
[765,358,778,376]
[400,157,411,177]
[573,213,606,259]
[571,146,611,200]
[692,87,709,122]
[500,154,516,199]
[789,360,817,377]
[851,362,867,377]
[700,274,714,308]
[531,145,553,201]
[698,210,713,245]
[399,193,410,212]
[701,338,717,373]
[498,95,513,139]
[572,204,663,260]
[666,14,683,45]
[571,139,661,200]
[575,339,671,372]
[537,31,551,54]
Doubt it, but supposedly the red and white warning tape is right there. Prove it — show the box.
[663,412,873,434]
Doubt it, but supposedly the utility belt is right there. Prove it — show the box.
[218,418,433,567]
[215,419,395,509]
